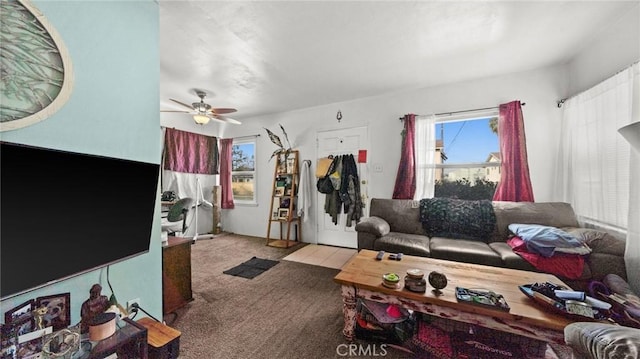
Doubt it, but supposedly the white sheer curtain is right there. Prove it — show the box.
[556,62,639,292]
[625,65,640,294]
[413,115,437,200]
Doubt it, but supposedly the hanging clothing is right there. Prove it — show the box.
[322,154,363,227]
[340,154,363,227]
[298,160,312,222]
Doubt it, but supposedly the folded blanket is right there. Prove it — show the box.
[508,236,585,279]
[508,223,591,257]
[420,198,496,241]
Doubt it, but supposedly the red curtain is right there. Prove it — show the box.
[493,101,535,202]
[163,128,218,174]
[392,114,416,199]
[220,138,235,209]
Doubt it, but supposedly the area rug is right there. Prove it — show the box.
[223,256,279,279]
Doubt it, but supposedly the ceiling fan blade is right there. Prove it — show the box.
[211,108,237,115]
[212,114,241,125]
[170,98,195,110]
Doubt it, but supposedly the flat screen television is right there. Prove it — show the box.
[1,141,160,299]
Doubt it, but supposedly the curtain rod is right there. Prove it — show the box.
[557,60,640,108]
[399,102,526,120]
[232,134,261,140]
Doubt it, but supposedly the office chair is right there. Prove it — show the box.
[161,197,193,236]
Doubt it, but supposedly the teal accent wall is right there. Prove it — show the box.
[0,1,161,325]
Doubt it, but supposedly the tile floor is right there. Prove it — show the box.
[283,244,357,269]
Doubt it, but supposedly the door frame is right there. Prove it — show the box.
[315,125,370,247]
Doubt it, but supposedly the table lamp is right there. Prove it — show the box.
[619,121,640,153]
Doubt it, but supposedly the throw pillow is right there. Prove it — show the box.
[508,223,591,257]
[419,198,496,242]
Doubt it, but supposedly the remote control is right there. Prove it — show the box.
[376,250,385,260]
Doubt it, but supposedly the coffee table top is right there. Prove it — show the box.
[334,249,577,331]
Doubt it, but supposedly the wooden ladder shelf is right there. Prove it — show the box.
[266,150,302,248]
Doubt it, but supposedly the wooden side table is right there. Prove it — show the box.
[162,236,194,315]
[137,317,181,359]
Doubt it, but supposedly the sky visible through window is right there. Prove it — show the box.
[233,143,255,170]
[439,117,498,163]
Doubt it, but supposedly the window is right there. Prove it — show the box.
[231,139,256,205]
[434,114,500,200]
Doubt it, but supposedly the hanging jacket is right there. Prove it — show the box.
[339,154,363,227]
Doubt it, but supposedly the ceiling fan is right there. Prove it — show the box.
[162,90,241,125]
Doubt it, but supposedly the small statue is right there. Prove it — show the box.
[80,284,109,333]
[33,306,49,330]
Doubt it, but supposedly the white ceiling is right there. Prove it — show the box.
[159,1,635,122]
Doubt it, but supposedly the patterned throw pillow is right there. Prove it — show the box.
[419,198,496,242]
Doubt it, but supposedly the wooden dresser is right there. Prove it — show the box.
[162,236,194,315]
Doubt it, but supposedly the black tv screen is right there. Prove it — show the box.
[1,142,159,299]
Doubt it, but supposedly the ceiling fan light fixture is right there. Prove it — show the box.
[193,114,210,125]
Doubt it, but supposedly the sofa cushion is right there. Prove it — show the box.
[374,233,430,257]
[562,227,626,256]
[354,216,390,237]
[488,242,538,271]
[429,237,503,267]
[588,253,628,282]
[369,198,424,235]
[564,322,640,359]
[419,198,496,242]
[491,201,579,242]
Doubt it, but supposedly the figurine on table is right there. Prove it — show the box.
[80,284,109,333]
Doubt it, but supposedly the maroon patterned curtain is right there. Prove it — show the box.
[493,101,535,202]
[219,138,235,209]
[163,128,219,174]
[392,114,416,199]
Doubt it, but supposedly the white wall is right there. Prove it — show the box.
[221,65,566,242]
[0,1,162,323]
[565,3,640,97]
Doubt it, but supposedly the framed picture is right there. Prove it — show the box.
[271,210,280,220]
[278,154,287,173]
[278,208,289,220]
[4,299,34,325]
[280,198,290,208]
[286,157,295,173]
[274,186,285,197]
[14,325,52,359]
[1,324,18,359]
[12,316,35,337]
[36,293,71,331]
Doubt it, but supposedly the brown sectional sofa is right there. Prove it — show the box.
[355,198,627,290]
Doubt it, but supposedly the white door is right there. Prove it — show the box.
[316,126,368,248]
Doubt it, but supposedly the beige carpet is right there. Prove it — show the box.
[169,233,409,359]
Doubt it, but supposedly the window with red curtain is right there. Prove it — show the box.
[492,100,535,202]
[392,114,416,199]
[163,128,219,174]
[219,138,235,209]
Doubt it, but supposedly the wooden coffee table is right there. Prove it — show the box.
[334,249,580,347]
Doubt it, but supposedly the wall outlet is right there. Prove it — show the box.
[127,298,140,312]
